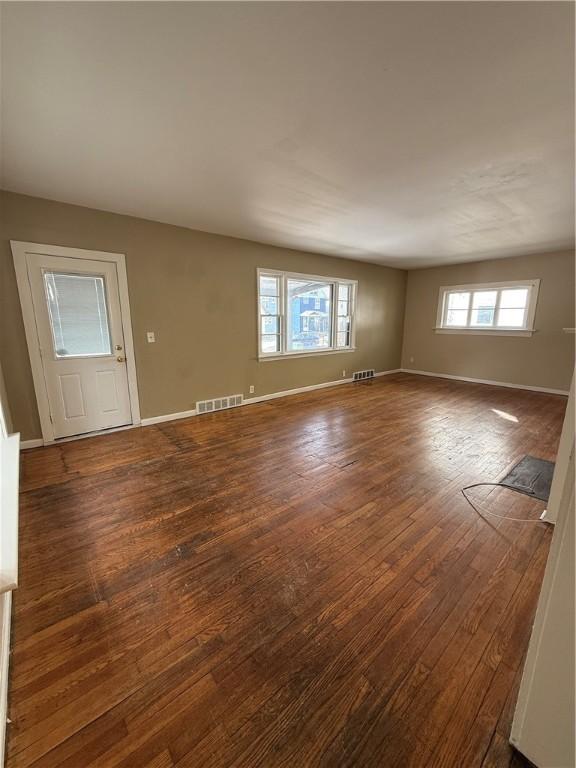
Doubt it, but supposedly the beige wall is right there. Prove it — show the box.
[401,250,575,392]
[0,192,407,440]
[2,191,573,442]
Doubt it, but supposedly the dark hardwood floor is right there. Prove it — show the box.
[7,373,566,767]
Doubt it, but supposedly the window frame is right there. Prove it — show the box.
[435,279,540,336]
[257,268,357,360]
[42,269,114,360]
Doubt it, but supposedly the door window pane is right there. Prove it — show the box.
[287,279,332,351]
[44,272,112,357]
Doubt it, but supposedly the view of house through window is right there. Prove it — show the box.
[258,270,356,357]
[438,281,539,332]
[287,279,332,351]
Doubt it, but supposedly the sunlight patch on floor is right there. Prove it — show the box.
[491,408,519,423]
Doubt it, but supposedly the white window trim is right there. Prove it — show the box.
[257,268,357,360]
[435,279,540,336]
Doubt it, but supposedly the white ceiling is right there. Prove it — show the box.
[1,2,574,269]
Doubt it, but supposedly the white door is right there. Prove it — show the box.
[26,253,133,438]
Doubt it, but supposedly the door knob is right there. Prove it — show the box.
[117,356,126,363]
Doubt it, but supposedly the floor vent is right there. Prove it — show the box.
[353,369,375,382]
[196,394,243,414]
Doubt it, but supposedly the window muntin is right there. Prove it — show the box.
[438,281,538,332]
[258,270,356,357]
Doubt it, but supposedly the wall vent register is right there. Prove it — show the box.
[353,370,375,381]
[196,394,243,414]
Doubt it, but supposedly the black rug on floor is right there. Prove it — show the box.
[500,455,556,502]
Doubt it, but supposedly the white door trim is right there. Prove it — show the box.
[11,241,141,444]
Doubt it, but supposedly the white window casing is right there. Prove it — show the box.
[435,279,540,336]
[257,269,357,360]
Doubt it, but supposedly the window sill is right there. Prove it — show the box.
[259,347,357,362]
[434,328,535,337]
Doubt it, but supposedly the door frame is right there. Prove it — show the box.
[11,241,141,444]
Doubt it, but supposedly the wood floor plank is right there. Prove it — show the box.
[6,374,565,767]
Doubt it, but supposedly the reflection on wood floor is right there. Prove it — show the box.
[8,373,566,767]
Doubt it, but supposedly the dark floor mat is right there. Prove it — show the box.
[500,455,555,502]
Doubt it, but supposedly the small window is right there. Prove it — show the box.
[336,282,353,348]
[44,271,112,357]
[436,280,539,334]
[258,274,281,355]
[257,270,357,358]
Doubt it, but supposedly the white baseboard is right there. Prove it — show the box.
[20,367,565,446]
[400,368,569,396]
[140,369,402,426]
[141,409,197,426]
[19,439,43,450]
[245,379,350,406]
[0,590,12,768]
[23,371,398,439]
[244,369,401,406]
[20,423,140,450]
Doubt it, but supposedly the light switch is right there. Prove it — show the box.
[147,331,156,343]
